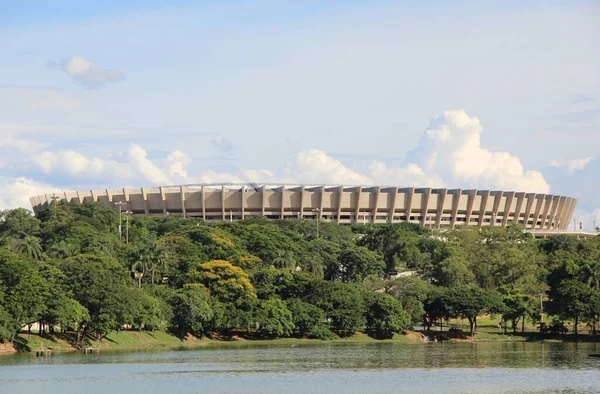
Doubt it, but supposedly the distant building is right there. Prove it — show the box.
[30,183,576,230]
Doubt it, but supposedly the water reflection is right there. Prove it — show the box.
[1,342,599,394]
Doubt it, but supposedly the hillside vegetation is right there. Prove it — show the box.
[1,202,599,349]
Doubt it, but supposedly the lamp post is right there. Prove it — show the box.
[115,201,126,241]
[125,211,131,244]
[312,208,320,239]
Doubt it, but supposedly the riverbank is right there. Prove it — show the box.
[5,330,424,354]
[5,328,599,355]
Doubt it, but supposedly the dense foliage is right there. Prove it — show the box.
[0,203,599,344]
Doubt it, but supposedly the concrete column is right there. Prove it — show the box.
[372,186,380,223]
[336,186,344,224]
[201,185,206,220]
[477,191,490,226]
[141,188,149,215]
[522,193,536,229]
[389,187,399,224]
[464,190,476,226]
[405,187,415,224]
[435,189,447,229]
[450,189,462,229]
[501,191,515,226]
[159,187,167,215]
[180,186,187,218]
[354,186,362,224]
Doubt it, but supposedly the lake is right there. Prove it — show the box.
[1,342,599,393]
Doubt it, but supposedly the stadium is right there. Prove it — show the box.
[30,183,576,231]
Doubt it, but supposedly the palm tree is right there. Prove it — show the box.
[146,243,167,284]
[131,260,145,288]
[273,250,296,270]
[48,240,79,259]
[305,257,324,278]
[582,262,600,290]
[13,236,43,260]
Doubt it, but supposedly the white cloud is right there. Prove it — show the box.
[549,157,595,174]
[29,144,183,185]
[0,177,62,211]
[127,144,171,185]
[283,149,370,185]
[49,56,125,89]
[11,110,554,211]
[404,110,550,193]
[31,149,134,179]
[165,150,191,181]
[0,122,47,153]
[273,110,550,193]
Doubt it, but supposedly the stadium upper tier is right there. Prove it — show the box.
[30,183,576,230]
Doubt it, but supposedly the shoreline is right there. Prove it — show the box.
[3,329,599,356]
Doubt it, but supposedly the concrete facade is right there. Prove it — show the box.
[30,183,576,230]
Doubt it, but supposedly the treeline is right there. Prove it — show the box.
[0,202,599,344]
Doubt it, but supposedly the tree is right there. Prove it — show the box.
[442,285,504,336]
[169,284,214,339]
[432,255,475,287]
[0,253,47,340]
[12,236,43,260]
[500,288,536,334]
[313,282,366,335]
[189,260,257,305]
[59,254,133,341]
[285,299,333,339]
[0,208,40,239]
[386,276,431,325]
[554,278,593,335]
[581,262,600,291]
[337,246,385,282]
[365,293,410,339]
[273,250,297,270]
[255,298,295,338]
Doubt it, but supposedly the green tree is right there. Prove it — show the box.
[285,299,333,339]
[59,254,133,341]
[313,282,366,335]
[337,246,385,282]
[256,298,295,338]
[169,284,214,338]
[386,276,431,325]
[365,292,410,339]
[442,285,504,336]
[0,253,47,340]
[554,278,593,335]
[273,250,297,270]
[12,236,43,260]
[500,288,536,334]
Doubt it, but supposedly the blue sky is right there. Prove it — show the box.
[1,0,599,228]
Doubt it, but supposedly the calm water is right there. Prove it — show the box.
[1,342,600,393]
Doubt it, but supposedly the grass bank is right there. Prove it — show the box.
[11,330,423,354]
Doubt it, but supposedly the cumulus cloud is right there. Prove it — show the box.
[283,149,370,185]
[29,144,184,186]
[404,110,550,193]
[11,110,555,211]
[0,177,61,211]
[165,150,192,181]
[127,145,171,185]
[49,56,125,89]
[31,150,135,180]
[276,110,550,193]
[549,157,595,174]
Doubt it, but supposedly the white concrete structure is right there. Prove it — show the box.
[30,183,576,230]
